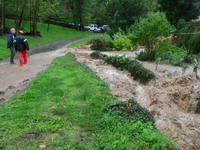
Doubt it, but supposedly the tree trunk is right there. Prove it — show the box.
[30,0,32,33]
[0,0,5,35]
[31,0,40,36]
[15,1,19,32]
[18,3,25,28]
[47,20,50,31]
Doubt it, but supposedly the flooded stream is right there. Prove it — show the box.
[0,43,200,149]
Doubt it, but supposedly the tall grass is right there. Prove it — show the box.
[0,19,95,60]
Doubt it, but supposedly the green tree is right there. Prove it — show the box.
[89,0,107,25]
[158,0,199,26]
[67,0,88,30]
[39,0,61,31]
[130,12,174,51]
[143,0,159,12]
[106,0,147,30]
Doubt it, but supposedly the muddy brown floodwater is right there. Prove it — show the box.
[1,42,200,150]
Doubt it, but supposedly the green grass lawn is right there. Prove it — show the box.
[67,36,100,48]
[0,19,96,60]
[0,53,176,150]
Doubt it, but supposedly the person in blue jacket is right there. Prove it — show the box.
[7,28,16,64]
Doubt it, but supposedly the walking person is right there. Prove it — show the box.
[14,31,29,66]
[7,28,16,64]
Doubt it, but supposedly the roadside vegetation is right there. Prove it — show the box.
[0,19,95,60]
[0,53,176,150]
[89,12,200,72]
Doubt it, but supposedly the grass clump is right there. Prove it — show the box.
[105,55,155,84]
[0,53,176,149]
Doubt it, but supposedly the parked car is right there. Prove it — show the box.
[101,25,111,33]
[84,25,90,31]
[88,24,98,31]
[93,26,102,33]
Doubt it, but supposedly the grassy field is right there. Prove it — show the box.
[67,36,100,48]
[0,53,176,150]
[0,19,95,60]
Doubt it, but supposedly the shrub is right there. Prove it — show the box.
[136,50,156,61]
[154,41,188,66]
[96,99,177,150]
[105,55,155,84]
[174,20,200,54]
[89,37,109,51]
[90,51,107,59]
[112,29,135,51]
[183,54,195,64]
[195,98,200,113]
[104,99,154,124]
[106,28,117,38]
[189,32,200,54]
[177,19,187,31]
[102,34,115,49]
[129,12,174,51]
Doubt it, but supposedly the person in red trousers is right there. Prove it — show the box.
[14,31,29,66]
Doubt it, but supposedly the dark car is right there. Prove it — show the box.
[101,25,110,33]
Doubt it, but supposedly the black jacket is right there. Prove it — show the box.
[7,33,15,48]
[14,34,29,51]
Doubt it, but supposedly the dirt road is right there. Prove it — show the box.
[0,35,95,104]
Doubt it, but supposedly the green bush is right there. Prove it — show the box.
[105,55,155,84]
[195,98,200,113]
[96,99,177,150]
[174,20,200,54]
[183,54,195,64]
[89,35,115,51]
[189,32,200,54]
[112,29,135,51]
[136,50,156,61]
[89,29,137,51]
[106,28,117,38]
[89,37,109,51]
[154,41,188,66]
[90,51,107,59]
[129,12,174,51]
[104,99,154,124]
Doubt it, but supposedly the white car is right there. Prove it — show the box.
[84,26,90,30]
[88,24,98,31]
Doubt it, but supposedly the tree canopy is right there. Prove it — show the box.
[158,0,200,26]
[0,0,200,36]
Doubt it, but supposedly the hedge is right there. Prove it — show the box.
[105,55,155,84]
